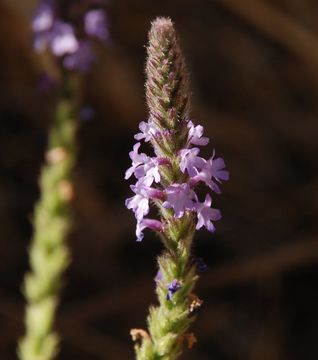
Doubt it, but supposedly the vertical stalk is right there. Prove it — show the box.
[133,18,198,360]
[18,73,79,360]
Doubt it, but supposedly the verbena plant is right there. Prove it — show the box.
[125,17,229,360]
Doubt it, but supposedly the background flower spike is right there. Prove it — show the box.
[18,1,110,359]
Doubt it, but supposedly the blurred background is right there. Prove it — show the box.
[1,0,318,359]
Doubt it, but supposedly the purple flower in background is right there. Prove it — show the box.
[166,279,182,300]
[32,1,55,53]
[63,41,95,71]
[84,9,109,41]
[31,0,109,72]
[32,0,54,33]
[50,21,79,56]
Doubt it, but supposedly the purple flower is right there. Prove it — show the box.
[125,142,167,186]
[50,21,79,56]
[126,116,228,239]
[84,9,109,41]
[208,157,230,181]
[194,194,221,232]
[32,1,54,33]
[31,0,109,72]
[136,218,163,241]
[134,119,158,142]
[125,143,149,180]
[125,188,150,221]
[125,181,165,221]
[33,14,78,56]
[190,156,229,193]
[179,147,205,177]
[187,121,209,146]
[163,183,197,218]
[63,41,95,71]
[132,182,165,201]
[144,159,161,185]
[166,279,182,300]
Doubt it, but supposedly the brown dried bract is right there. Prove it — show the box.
[130,328,150,342]
[178,333,197,349]
[189,293,203,312]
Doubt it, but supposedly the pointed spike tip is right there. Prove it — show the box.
[151,17,174,31]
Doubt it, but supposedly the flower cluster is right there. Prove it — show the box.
[32,0,109,71]
[125,118,229,241]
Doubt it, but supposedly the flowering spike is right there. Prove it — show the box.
[126,17,229,359]
[18,1,109,357]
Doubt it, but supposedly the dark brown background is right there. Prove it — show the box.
[1,0,318,359]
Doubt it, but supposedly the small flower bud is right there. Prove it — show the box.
[188,293,203,313]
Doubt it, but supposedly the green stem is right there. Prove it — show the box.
[135,216,198,360]
[18,73,79,360]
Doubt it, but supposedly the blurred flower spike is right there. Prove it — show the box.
[32,0,109,71]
